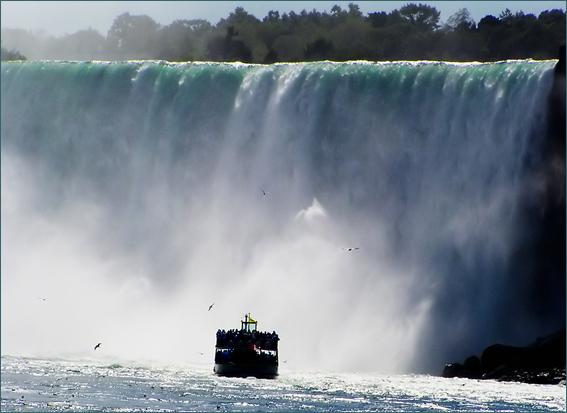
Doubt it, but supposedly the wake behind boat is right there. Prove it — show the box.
[214,314,279,379]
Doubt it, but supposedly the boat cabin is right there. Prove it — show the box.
[241,314,257,333]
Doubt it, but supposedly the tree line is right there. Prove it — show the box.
[1,3,565,62]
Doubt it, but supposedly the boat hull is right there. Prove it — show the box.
[214,362,278,379]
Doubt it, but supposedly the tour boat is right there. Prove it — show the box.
[214,314,279,379]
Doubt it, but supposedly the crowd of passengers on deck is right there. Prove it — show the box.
[216,329,279,350]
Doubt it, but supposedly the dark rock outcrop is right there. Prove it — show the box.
[442,328,566,384]
[443,355,483,379]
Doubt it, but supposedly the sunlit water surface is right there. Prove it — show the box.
[1,356,565,412]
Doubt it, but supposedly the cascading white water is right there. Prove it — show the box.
[0,60,560,374]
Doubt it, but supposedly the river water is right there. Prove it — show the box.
[2,355,565,412]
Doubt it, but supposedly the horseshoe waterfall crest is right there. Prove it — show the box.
[1,60,563,374]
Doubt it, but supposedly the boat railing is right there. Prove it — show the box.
[214,347,278,365]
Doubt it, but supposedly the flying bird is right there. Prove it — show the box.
[342,247,360,251]
[208,303,215,311]
[261,189,267,196]
[94,343,102,351]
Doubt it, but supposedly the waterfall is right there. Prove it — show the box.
[1,60,562,373]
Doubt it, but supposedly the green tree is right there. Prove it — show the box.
[503,12,539,58]
[499,8,514,24]
[259,10,286,59]
[332,17,373,60]
[477,15,504,60]
[331,5,346,18]
[263,47,279,64]
[107,13,160,59]
[216,7,263,61]
[368,12,389,28]
[399,3,441,31]
[206,25,253,62]
[304,37,335,61]
[272,34,304,62]
[347,3,363,19]
[537,9,567,58]
[1,43,26,61]
[57,29,106,60]
[446,8,476,30]
[157,19,212,61]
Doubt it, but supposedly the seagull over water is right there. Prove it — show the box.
[208,303,215,311]
[94,343,102,351]
[342,247,360,251]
